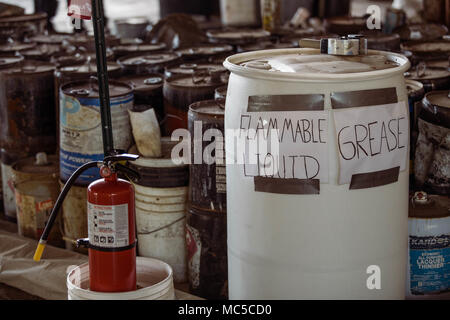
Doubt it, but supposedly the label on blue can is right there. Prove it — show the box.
[59,91,133,185]
[409,235,450,295]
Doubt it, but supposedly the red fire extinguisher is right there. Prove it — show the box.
[33,154,141,293]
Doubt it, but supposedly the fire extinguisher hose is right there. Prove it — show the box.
[33,161,101,262]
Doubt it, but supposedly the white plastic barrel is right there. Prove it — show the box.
[224,48,411,299]
[67,257,175,300]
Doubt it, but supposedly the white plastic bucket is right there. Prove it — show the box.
[135,183,188,283]
[67,257,175,300]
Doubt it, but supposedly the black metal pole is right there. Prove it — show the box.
[91,0,114,156]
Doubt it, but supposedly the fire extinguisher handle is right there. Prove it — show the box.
[115,163,141,182]
[103,153,139,164]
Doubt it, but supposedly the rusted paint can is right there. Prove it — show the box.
[0,55,23,70]
[414,90,450,195]
[407,192,450,299]
[14,179,64,247]
[405,65,450,93]
[188,99,226,212]
[112,42,166,60]
[164,62,227,78]
[403,40,450,63]
[0,13,47,41]
[118,52,180,75]
[175,44,233,62]
[129,139,190,283]
[186,206,227,300]
[117,74,165,126]
[1,149,19,221]
[60,180,88,254]
[163,71,228,135]
[0,60,57,158]
[59,81,133,185]
[407,80,425,180]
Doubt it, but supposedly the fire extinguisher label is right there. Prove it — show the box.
[88,203,129,249]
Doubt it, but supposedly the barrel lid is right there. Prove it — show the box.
[0,41,36,53]
[237,40,297,53]
[0,12,47,24]
[409,193,450,219]
[166,72,228,88]
[119,52,179,67]
[61,80,133,98]
[176,44,233,57]
[29,34,69,44]
[189,99,225,117]
[402,40,450,54]
[118,74,163,92]
[207,28,271,44]
[12,153,58,175]
[423,90,450,109]
[129,137,188,168]
[225,48,409,80]
[166,62,227,76]
[20,44,61,57]
[69,33,120,46]
[405,66,450,81]
[0,55,23,69]
[51,53,86,67]
[60,61,121,75]
[120,38,144,45]
[5,60,55,74]
[112,43,166,54]
[396,23,448,42]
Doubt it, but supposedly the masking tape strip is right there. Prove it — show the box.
[247,94,325,112]
[254,177,320,195]
[330,88,398,109]
[349,166,400,190]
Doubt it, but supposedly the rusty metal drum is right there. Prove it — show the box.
[188,99,226,212]
[186,206,228,300]
[0,60,57,158]
[414,91,450,195]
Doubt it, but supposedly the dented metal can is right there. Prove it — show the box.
[188,99,227,212]
[186,206,227,300]
[59,81,133,185]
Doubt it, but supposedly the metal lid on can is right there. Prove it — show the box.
[166,71,228,88]
[0,41,36,53]
[20,44,62,58]
[420,90,450,129]
[4,60,55,74]
[0,55,23,69]
[409,192,450,219]
[119,38,144,45]
[29,34,70,44]
[396,23,448,42]
[361,31,401,51]
[118,52,179,67]
[112,42,166,55]
[207,28,271,44]
[176,44,233,58]
[237,40,297,53]
[60,61,121,75]
[61,80,133,98]
[324,16,368,35]
[405,65,450,81]
[117,74,163,92]
[12,153,58,175]
[0,12,47,24]
[165,62,227,77]
[189,99,225,117]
